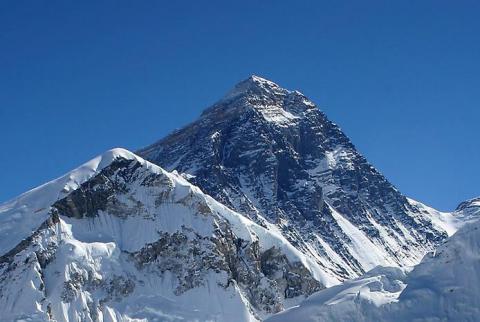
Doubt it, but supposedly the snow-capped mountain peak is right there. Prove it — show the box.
[2,76,476,322]
[221,75,289,102]
[139,77,450,285]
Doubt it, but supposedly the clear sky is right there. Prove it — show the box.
[1,1,478,211]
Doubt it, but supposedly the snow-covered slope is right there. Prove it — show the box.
[267,198,480,322]
[0,149,326,321]
[139,75,449,283]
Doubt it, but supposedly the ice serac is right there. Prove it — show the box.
[139,75,448,283]
[0,149,324,322]
[266,198,480,322]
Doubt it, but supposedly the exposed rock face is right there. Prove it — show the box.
[0,151,323,321]
[139,75,447,280]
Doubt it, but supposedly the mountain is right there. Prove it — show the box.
[0,149,324,321]
[138,75,448,283]
[0,76,475,321]
[266,198,480,322]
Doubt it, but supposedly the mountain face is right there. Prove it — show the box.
[139,75,447,282]
[0,149,324,321]
[267,199,480,322]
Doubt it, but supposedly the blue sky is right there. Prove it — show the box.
[0,1,478,211]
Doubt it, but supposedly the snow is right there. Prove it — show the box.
[314,148,355,171]
[206,195,339,288]
[1,139,478,321]
[41,218,258,322]
[329,206,398,269]
[256,105,300,127]
[408,197,478,237]
[221,75,288,102]
[267,215,480,322]
[267,266,409,322]
[0,147,335,321]
[216,75,303,128]
[0,148,143,257]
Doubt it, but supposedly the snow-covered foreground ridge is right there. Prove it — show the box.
[267,199,480,322]
[0,148,332,321]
